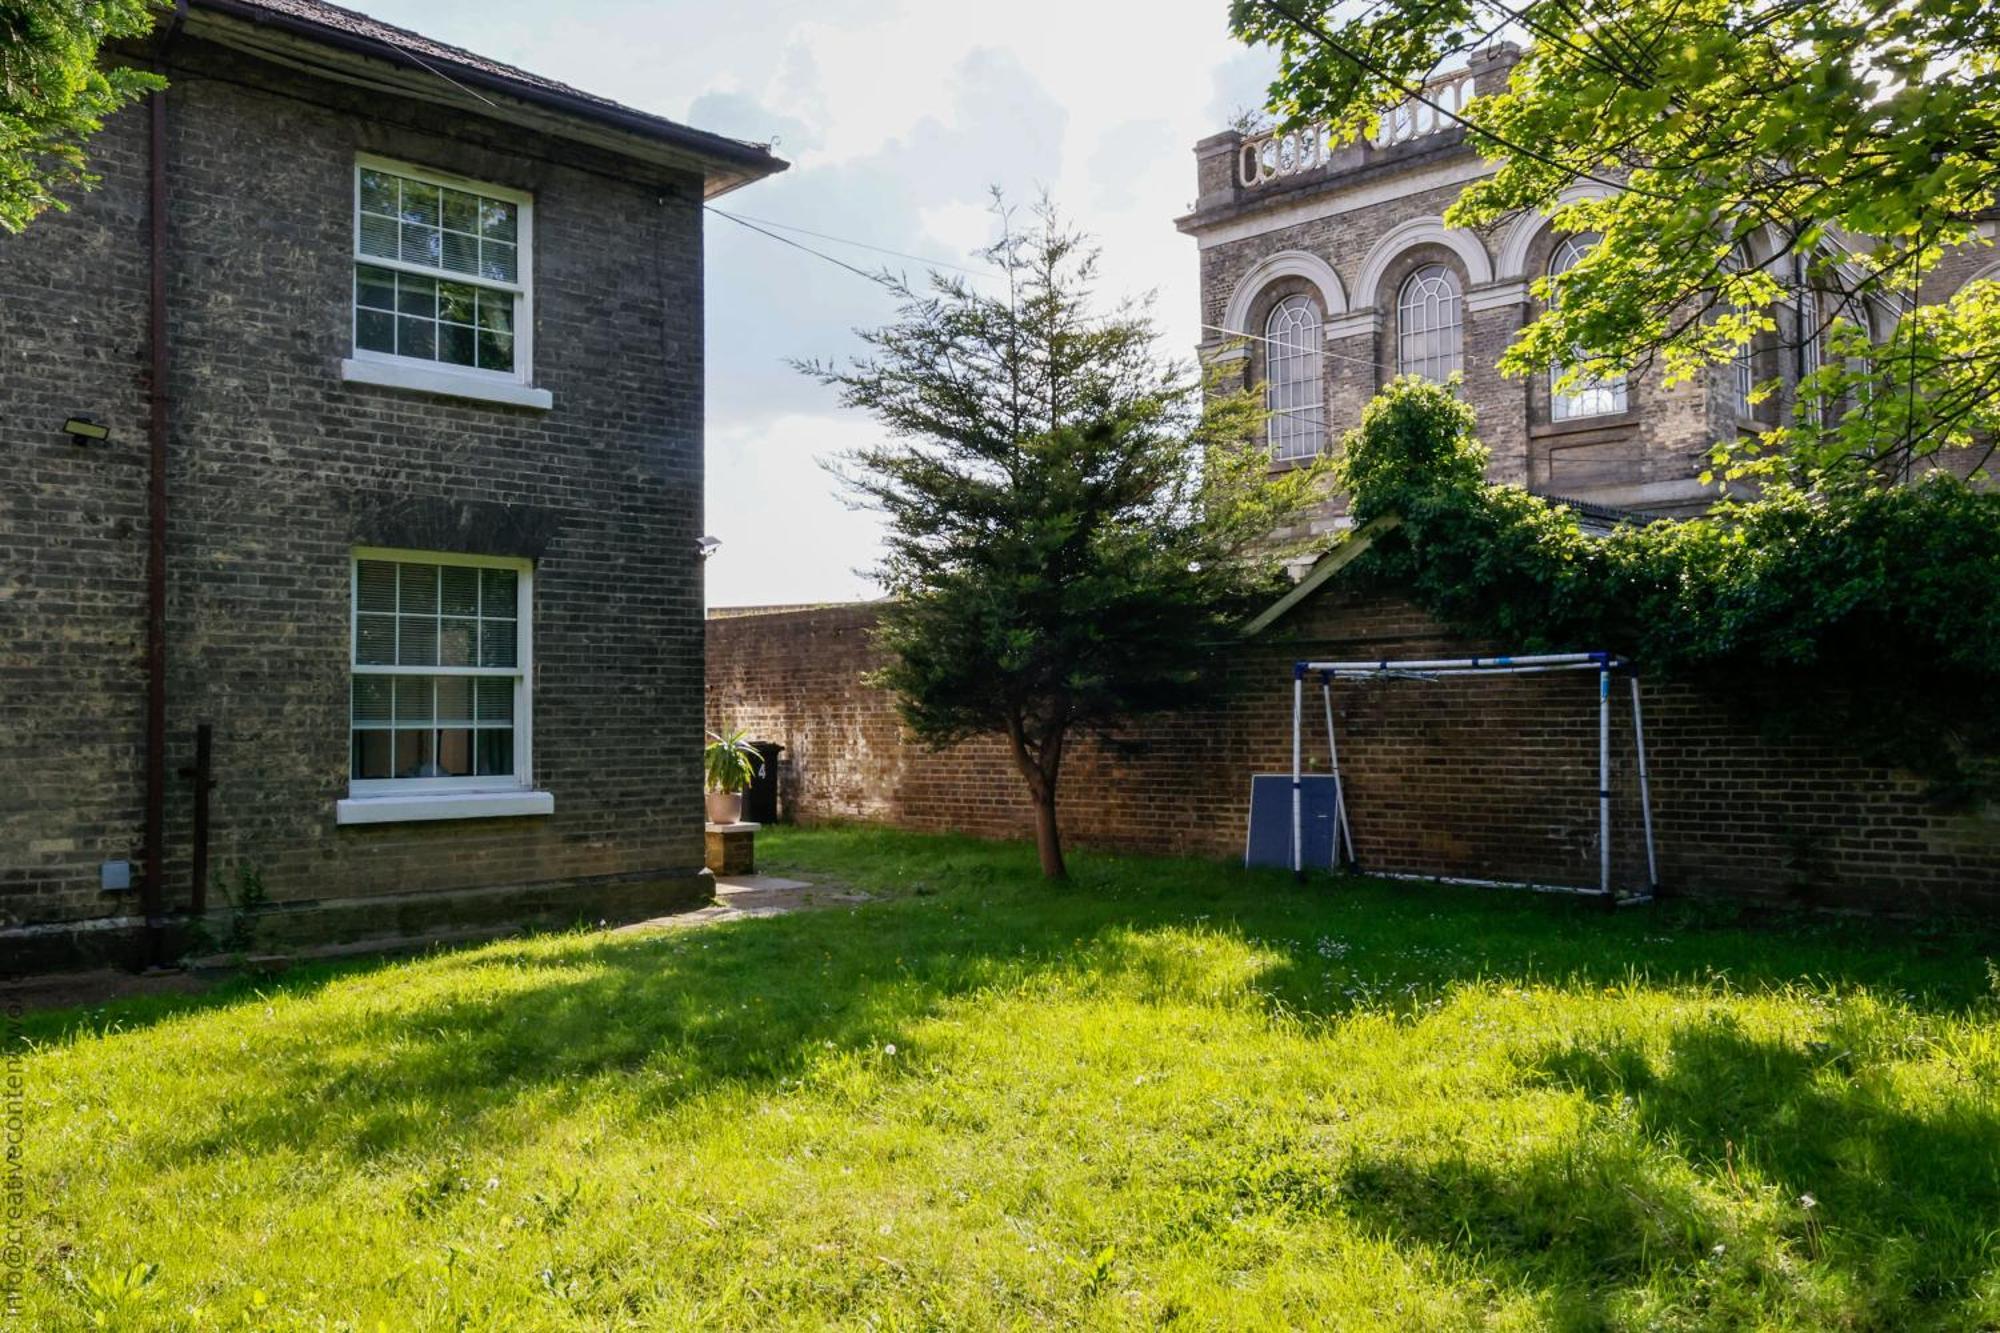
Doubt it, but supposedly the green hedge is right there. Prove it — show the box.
[1334,378,2000,802]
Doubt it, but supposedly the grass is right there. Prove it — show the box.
[20,826,2000,1330]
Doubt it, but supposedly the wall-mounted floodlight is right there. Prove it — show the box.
[65,417,111,445]
[697,535,722,560]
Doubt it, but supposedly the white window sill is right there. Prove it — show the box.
[336,790,555,826]
[340,358,553,411]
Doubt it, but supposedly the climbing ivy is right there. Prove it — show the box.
[1336,378,2000,802]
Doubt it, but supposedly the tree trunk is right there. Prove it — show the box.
[1007,714,1069,880]
[1030,788,1067,880]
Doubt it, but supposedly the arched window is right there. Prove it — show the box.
[1548,234,1627,419]
[1725,246,1758,418]
[1265,295,1323,461]
[1798,286,1823,383]
[1396,264,1462,382]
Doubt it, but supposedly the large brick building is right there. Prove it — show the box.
[1,0,783,968]
[1176,47,2000,538]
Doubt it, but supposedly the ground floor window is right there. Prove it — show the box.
[349,549,531,794]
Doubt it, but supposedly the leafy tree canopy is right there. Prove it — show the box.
[803,201,1331,877]
[1,0,164,233]
[1338,377,2000,800]
[1232,0,2000,484]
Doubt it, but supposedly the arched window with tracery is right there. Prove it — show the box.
[1548,234,1627,419]
[1265,294,1323,461]
[1396,264,1462,382]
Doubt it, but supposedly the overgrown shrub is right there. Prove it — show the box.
[1335,378,2000,802]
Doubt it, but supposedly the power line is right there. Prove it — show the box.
[704,206,907,292]
[707,208,997,278]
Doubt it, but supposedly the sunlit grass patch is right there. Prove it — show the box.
[23,826,2000,1329]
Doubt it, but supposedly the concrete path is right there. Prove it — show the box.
[615,874,868,932]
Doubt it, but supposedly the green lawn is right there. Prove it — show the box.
[23,828,2000,1330]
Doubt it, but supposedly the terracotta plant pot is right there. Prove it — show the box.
[705,791,744,825]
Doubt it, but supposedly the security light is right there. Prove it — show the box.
[697,535,722,560]
[64,417,110,445]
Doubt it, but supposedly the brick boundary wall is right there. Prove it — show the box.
[706,584,2000,916]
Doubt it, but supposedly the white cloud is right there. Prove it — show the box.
[348,0,1270,607]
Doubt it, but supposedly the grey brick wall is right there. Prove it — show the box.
[1,36,716,965]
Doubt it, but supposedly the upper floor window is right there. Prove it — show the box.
[1397,264,1462,382]
[352,158,533,385]
[1548,235,1628,419]
[1265,295,1324,461]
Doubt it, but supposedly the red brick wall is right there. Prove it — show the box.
[706,584,2000,915]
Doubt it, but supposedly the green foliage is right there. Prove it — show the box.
[1336,378,2000,799]
[1,1,166,232]
[803,198,1332,874]
[1232,0,2000,483]
[19,825,2000,1328]
[704,727,763,795]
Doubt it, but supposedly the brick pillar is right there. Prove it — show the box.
[1464,286,1530,486]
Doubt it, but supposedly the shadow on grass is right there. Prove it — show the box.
[39,827,2000,1323]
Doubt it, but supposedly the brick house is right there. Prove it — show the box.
[1,0,784,969]
[1177,46,2000,541]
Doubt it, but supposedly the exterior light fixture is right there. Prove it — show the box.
[65,417,111,445]
[697,535,722,560]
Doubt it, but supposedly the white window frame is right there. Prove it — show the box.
[343,155,548,409]
[341,548,542,822]
[1396,264,1463,383]
[1547,234,1628,420]
[1265,294,1325,462]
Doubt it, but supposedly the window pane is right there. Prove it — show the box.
[397,317,436,361]
[351,676,393,724]
[442,231,479,276]
[398,562,438,613]
[355,266,397,311]
[437,729,475,777]
[394,728,435,780]
[476,728,515,777]
[442,189,479,234]
[437,282,477,325]
[356,614,396,665]
[476,677,513,723]
[480,241,518,283]
[438,619,476,666]
[481,568,518,617]
[440,565,480,615]
[438,323,476,367]
[359,169,398,216]
[480,198,517,243]
[478,618,517,668]
[399,180,440,226]
[352,729,393,780]
[358,212,398,259]
[356,309,395,354]
[436,675,474,724]
[401,223,441,267]
[395,275,437,317]
[356,560,398,613]
[476,327,514,373]
[398,614,439,666]
[394,675,434,723]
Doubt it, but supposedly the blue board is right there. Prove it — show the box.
[1244,774,1344,870]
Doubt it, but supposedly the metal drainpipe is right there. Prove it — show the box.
[140,0,187,970]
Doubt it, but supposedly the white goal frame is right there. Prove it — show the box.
[1289,652,1658,903]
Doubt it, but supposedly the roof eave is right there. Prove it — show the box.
[186,0,787,195]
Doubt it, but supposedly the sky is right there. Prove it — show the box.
[352,0,1276,607]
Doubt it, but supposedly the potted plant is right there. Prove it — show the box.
[704,727,764,824]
